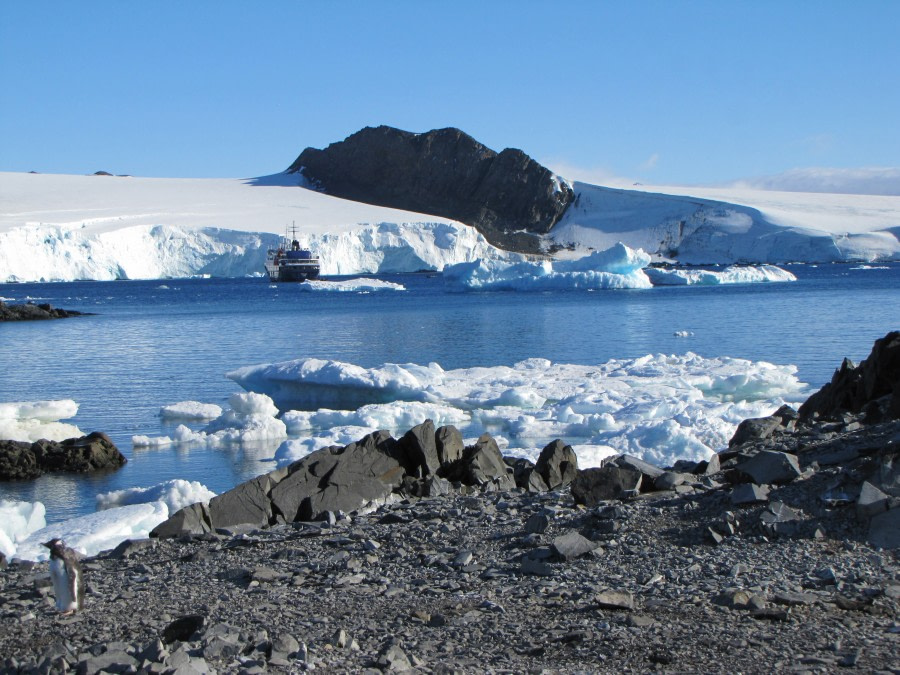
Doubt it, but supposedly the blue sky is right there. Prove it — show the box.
[1,1,898,185]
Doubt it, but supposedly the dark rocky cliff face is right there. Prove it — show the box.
[286,126,574,253]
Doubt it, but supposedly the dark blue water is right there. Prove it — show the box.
[1,263,898,522]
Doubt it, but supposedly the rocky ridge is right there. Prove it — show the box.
[1,334,899,673]
[287,126,575,254]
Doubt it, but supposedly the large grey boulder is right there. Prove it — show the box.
[397,419,439,477]
[570,465,642,506]
[459,434,515,489]
[534,440,579,489]
[150,502,213,539]
[209,473,278,530]
[436,425,464,465]
[867,507,900,549]
[610,455,665,488]
[271,431,405,522]
[734,450,802,485]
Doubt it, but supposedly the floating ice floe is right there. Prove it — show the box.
[231,352,807,470]
[645,264,797,285]
[14,502,169,562]
[96,479,216,513]
[295,278,406,292]
[443,243,653,291]
[134,392,285,449]
[674,331,694,337]
[0,400,83,442]
[0,500,47,559]
[160,401,223,420]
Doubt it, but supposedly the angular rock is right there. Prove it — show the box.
[552,531,599,560]
[731,483,770,505]
[857,481,890,519]
[610,454,664,486]
[729,415,784,447]
[654,471,691,491]
[162,614,206,644]
[595,590,634,610]
[451,434,515,489]
[735,450,801,485]
[435,425,464,465]
[570,465,642,507]
[867,507,900,549]
[208,473,275,530]
[534,440,578,489]
[760,501,802,536]
[398,419,439,477]
[151,502,213,539]
[271,431,405,522]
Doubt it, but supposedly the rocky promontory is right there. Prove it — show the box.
[0,301,90,322]
[0,334,898,673]
[287,126,575,254]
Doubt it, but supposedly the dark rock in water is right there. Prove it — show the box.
[799,331,900,421]
[570,464,642,506]
[0,300,91,322]
[0,432,125,480]
[534,439,579,489]
[287,125,574,253]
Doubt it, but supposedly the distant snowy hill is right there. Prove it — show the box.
[1,169,898,282]
[552,182,900,263]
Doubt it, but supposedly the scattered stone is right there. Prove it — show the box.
[731,483,770,505]
[551,531,599,560]
[735,450,802,485]
[595,590,634,611]
[570,464,642,506]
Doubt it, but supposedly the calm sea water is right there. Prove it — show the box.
[2,263,898,522]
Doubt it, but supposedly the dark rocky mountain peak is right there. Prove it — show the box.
[287,125,574,253]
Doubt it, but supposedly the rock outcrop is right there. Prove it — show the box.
[0,301,89,322]
[152,424,577,538]
[799,330,900,421]
[287,126,574,253]
[0,432,126,480]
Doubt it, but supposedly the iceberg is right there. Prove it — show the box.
[443,243,652,291]
[229,352,808,469]
[160,401,223,420]
[0,400,83,442]
[645,264,797,285]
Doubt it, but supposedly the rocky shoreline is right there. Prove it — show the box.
[0,301,90,322]
[1,333,898,673]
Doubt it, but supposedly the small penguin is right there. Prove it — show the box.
[42,538,84,613]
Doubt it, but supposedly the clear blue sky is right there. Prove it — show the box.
[1,1,898,184]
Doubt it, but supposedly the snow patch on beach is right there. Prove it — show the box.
[14,502,169,562]
[0,500,47,559]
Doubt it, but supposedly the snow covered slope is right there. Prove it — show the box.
[552,182,900,263]
[0,172,506,282]
[2,170,898,282]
